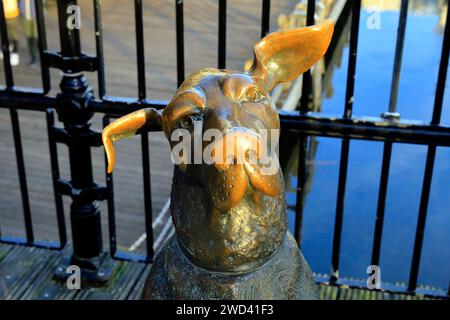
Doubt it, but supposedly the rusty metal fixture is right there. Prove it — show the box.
[102,20,334,299]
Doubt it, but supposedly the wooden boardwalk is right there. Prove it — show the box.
[0,0,298,252]
[0,242,149,300]
[0,242,434,300]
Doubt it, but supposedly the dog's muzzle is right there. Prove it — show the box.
[205,127,282,213]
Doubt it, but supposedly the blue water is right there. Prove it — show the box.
[287,3,449,290]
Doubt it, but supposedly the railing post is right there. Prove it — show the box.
[53,0,113,284]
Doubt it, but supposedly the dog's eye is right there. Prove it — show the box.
[242,86,265,102]
[178,116,194,129]
[177,114,202,130]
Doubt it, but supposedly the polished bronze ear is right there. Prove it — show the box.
[102,108,161,173]
[248,20,334,92]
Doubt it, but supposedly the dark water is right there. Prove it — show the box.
[286,1,449,291]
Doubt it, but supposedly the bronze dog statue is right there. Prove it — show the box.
[102,21,333,299]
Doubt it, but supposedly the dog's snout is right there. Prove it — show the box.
[210,128,263,171]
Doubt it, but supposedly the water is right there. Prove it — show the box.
[286,0,449,290]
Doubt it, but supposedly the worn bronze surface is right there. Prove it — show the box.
[142,233,318,299]
[102,21,333,299]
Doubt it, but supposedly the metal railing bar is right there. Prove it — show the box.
[56,0,81,59]
[294,135,307,247]
[218,0,227,69]
[134,0,146,100]
[408,145,437,292]
[103,116,117,256]
[175,0,185,87]
[42,51,98,72]
[300,0,316,114]
[113,250,148,263]
[89,96,167,114]
[1,92,449,145]
[0,88,448,142]
[371,141,392,266]
[330,138,350,282]
[46,109,67,248]
[305,3,316,33]
[0,0,14,88]
[35,0,50,94]
[432,2,450,125]
[371,0,409,267]
[388,0,409,114]
[141,132,154,260]
[93,0,106,99]
[10,109,34,243]
[344,0,361,118]
[279,112,450,147]
[260,0,271,38]
[0,236,60,250]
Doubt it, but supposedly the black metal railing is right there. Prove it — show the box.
[0,0,448,297]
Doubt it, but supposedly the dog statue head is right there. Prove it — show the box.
[103,21,333,272]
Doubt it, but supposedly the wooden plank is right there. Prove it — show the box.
[20,246,78,300]
[319,283,339,300]
[0,244,59,299]
[19,242,149,300]
[328,286,435,300]
[126,265,151,300]
[0,243,13,263]
[73,260,146,300]
[16,242,150,300]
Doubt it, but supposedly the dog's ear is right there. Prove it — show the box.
[248,20,334,92]
[102,108,162,173]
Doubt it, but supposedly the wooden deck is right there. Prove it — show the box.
[0,242,434,300]
[0,242,149,299]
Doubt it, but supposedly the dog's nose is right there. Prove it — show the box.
[210,128,264,172]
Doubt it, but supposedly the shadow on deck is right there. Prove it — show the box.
[0,242,435,300]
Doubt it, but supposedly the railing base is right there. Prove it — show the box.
[54,251,116,285]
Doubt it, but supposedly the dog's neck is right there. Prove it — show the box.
[169,166,288,273]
